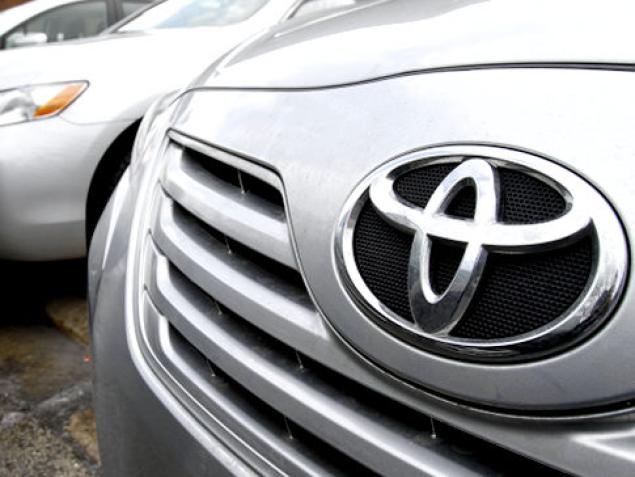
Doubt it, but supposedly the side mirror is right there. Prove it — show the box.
[5,32,48,49]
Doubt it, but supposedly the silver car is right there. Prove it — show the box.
[0,0,307,261]
[89,0,635,475]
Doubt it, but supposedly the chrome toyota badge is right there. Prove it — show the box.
[335,145,627,362]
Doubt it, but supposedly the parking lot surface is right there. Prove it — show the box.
[0,260,98,476]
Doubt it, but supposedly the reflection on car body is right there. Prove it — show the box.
[90,0,635,475]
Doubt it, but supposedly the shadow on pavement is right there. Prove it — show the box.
[0,259,99,476]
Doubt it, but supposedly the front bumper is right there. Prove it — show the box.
[0,116,131,261]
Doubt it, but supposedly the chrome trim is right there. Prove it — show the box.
[336,145,628,362]
[168,130,281,189]
[141,289,342,477]
[160,144,296,269]
[144,245,485,477]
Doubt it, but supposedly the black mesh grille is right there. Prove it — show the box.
[354,202,413,321]
[395,163,455,208]
[429,241,465,295]
[498,169,566,224]
[394,162,566,223]
[446,187,476,218]
[450,237,593,339]
[353,161,593,340]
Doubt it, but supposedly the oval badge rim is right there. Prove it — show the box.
[334,144,628,363]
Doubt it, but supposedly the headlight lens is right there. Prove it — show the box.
[0,81,88,126]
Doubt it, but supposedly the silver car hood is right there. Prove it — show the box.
[0,27,254,90]
[198,0,635,89]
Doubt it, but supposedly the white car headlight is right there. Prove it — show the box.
[0,81,88,126]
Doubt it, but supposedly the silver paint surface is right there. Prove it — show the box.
[199,0,635,89]
[90,1,635,475]
[173,68,634,411]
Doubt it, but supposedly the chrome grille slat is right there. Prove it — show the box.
[141,294,363,477]
[145,251,484,477]
[162,137,296,270]
[168,130,281,190]
[149,195,435,406]
[138,136,566,476]
[151,193,319,337]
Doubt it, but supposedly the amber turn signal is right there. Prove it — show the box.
[34,82,87,118]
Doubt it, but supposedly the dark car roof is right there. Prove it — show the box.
[197,0,635,89]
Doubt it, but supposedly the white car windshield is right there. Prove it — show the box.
[117,0,268,32]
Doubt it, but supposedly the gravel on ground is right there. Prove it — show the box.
[0,260,98,476]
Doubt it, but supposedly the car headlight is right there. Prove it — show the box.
[0,81,88,126]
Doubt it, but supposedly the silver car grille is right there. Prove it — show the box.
[137,130,566,476]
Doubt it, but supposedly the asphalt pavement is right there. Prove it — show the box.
[0,260,98,476]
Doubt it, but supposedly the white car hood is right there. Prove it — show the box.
[0,26,258,122]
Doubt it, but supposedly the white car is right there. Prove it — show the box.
[0,0,345,261]
[0,0,150,49]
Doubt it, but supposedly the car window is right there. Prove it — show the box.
[292,0,364,18]
[117,0,268,32]
[122,0,150,17]
[4,0,108,48]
